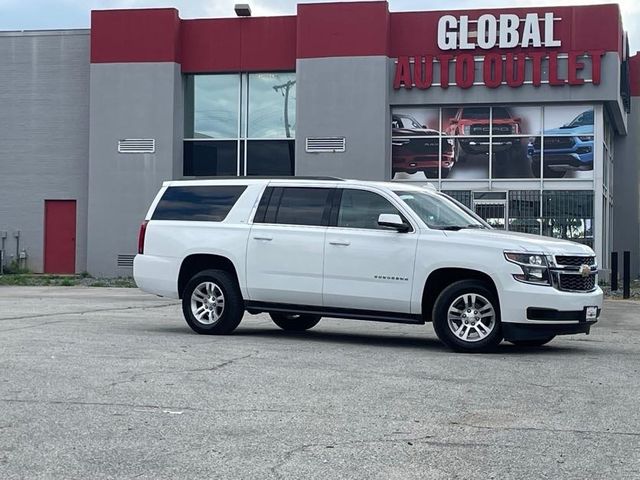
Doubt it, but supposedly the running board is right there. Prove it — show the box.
[244,301,424,325]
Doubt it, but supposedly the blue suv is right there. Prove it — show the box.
[529,110,594,178]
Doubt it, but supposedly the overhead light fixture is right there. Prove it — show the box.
[234,4,252,17]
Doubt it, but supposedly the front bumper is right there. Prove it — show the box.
[503,320,597,341]
[393,154,454,172]
[499,280,603,341]
[531,152,593,171]
[459,138,520,154]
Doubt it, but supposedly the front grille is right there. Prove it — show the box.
[470,124,490,135]
[492,125,512,134]
[544,137,575,149]
[555,255,596,267]
[557,273,596,292]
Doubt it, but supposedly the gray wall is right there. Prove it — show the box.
[87,62,183,277]
[295,56,391,180]
[0,30,90,273]
[613,97,640,278]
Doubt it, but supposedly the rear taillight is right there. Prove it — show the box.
[138,220,148,254]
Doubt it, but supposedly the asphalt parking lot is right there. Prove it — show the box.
[0,287,639,479]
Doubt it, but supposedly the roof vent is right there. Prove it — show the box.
[306,137,346,153]
[118,139,155,154]
[117,254,135,268]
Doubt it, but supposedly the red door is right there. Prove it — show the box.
[44,200,77,274]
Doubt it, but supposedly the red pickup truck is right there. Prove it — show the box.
[392,114,455,178]
[445,107,521,162]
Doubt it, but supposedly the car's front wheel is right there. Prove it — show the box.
[432,280,502,352]
[181,269,244,335]
[269,313,321,331]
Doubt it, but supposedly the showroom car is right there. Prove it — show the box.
[529,109,594,178]
[391,114,455,178]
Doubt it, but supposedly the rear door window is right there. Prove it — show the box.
[152,185,246,221]
[255,187,333,226]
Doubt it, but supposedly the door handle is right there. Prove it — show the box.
[253,236,273,241]
[329,240,350,246]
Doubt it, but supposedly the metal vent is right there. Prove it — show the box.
[117,254,135,268]
[305,137,346,153]
[118,139,155,154]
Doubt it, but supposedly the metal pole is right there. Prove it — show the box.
[273,80,296,139]
[611,251,618,291]
[623,251,631,299]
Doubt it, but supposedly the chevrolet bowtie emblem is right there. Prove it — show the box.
[579,264,591,277]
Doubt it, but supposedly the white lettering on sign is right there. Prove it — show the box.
[437,12,561,50]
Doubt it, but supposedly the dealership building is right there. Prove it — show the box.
[0,1,639,278]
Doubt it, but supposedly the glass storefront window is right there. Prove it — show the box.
[248,73,296,139]
[508,190,541,235]
[184,73,296,177]
[186,75,240,139]
[246,140,295,176]
[542,190,594,247]
[183,141,238,177]
[391,104,595,181]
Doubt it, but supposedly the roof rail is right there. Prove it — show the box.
[178,176,345,181]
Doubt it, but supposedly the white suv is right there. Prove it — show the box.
[134,177,603,352]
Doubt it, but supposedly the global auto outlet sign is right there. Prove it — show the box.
[393,12,605,90]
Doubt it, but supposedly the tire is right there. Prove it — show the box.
[441,167,451,179]
[509,336,555,347]
[181,269,244,335]
[270,313,321,331]
[543,166,566,178]
[432,280,502,353]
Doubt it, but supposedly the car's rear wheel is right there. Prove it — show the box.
[270,313,321,331]
[181,269,244,335]
[432,280,502,352]
[509,336,555,347]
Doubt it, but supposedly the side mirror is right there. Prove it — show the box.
[378,213,410,232]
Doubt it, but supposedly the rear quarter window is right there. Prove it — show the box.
[152,185,247,222]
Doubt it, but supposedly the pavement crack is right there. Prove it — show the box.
[107,353,254,387]
[0,397,193,411]
[450,421,640,438]
[0,303,177,332]
[269,433,448,478]
[182,353,253,373]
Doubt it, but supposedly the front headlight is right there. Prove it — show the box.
[463,125,471,135]
[504,251,551,286]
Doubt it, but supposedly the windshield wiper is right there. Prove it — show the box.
[433,224,485,231]
[434,225,465,231]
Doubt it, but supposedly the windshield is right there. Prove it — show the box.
[393,190,488,230]
[460,107,489,120]
[565,110,593,128]
[492,107,512,119]
[397,115,422,129]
